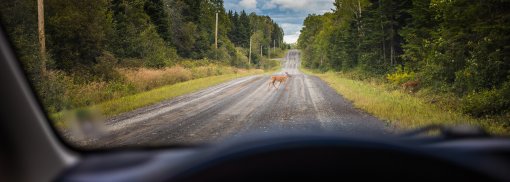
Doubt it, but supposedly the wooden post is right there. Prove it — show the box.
[215,12,218,49]
[37,0,47,75]
[249,37,252,65]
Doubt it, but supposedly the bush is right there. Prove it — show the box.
[461,81,510,117]
[37,71,133,113]
[205,46,231,62]
[386,65,417,85]
[67,81,109,107]
[141,25,177,68]
[118,58,145,68]
[259,59,279,70]
[38,71,74,113]
[230,47,249,68]
[92,52,121,81]
[178,59,214,68]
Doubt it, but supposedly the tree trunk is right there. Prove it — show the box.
[390,15,395,66]
[379,0,386,64]
[357,0,364,36]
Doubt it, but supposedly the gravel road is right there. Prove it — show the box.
[90,50,386,147]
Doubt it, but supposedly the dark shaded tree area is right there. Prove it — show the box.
[299,0,510,117]
[227,10,284,49]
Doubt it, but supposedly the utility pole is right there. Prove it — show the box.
[37,0,47,75]
[248,37,252,65]
[215,12,218,49]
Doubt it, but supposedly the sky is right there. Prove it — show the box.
[224,0,335,44]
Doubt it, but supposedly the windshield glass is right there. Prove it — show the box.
[1,0,508,149]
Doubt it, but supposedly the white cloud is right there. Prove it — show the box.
[284,31,301,44]
[239,0,257,9]
[265,0,308,10]
[280,23,303,35]
[264,0,334,12]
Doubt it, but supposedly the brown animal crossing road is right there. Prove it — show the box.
[88,50,387,148]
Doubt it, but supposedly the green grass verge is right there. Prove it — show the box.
[301,69,509,135]
[51,69,264,126]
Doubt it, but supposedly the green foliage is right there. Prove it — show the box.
[228,10,252,47]
[461,81,510,117]
[230,47,250,68]
[140,25,177,68]
[0,0,42,81]
[205,45,231,62]
[46,0,113,70]
[92,52,122,81]
[259,59,279,70]
[144,0,172,43]
[38,71,75,113]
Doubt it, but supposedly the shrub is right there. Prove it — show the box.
[386,65,417,85]
[205,46,231,62]
[461,81,510,117]
[178,59,213,68]
[37,71,74,113]
[259,59,279,70]
[118,58,145,68]
[67,81,109,107]
[230,47,249,68]
[92,52,121,81]
[140,25,177,68]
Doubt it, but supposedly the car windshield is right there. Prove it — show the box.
[0,0,509,149]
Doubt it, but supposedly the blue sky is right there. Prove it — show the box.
[224,0,335,44]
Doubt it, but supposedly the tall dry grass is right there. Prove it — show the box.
[119,65,243,91]
[119,66,193,91]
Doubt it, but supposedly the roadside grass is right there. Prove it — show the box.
[301,69,509,135]
[51,69,264,126]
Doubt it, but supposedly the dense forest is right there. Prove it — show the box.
[0,0,285,113]
[299,0,510,118]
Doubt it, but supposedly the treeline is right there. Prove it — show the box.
[0,0,285,78]
[299,0,510,117]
